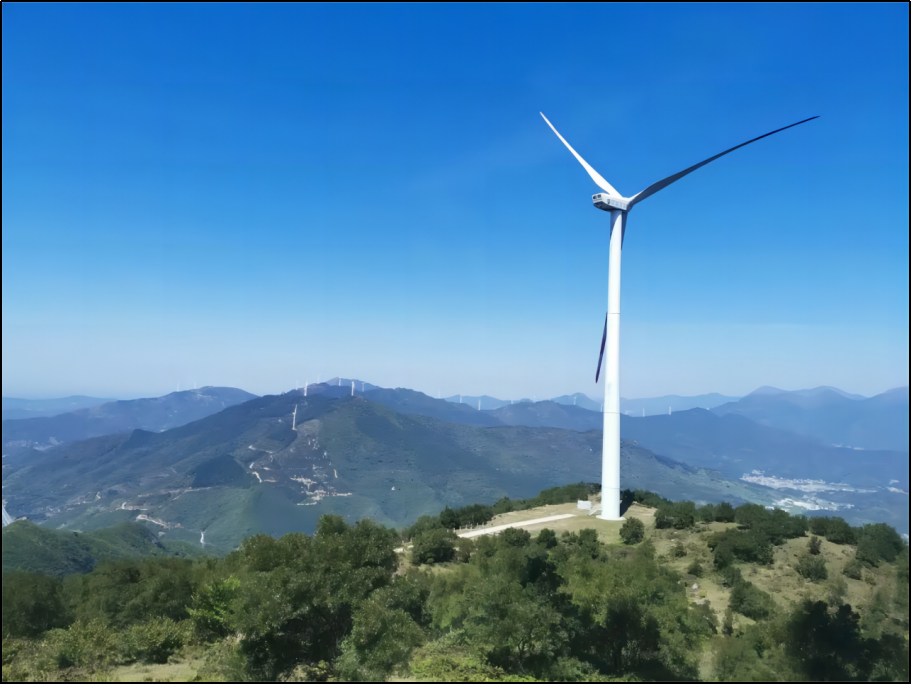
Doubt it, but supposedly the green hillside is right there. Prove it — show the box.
[2,393,780,554]
[1,520,206,576]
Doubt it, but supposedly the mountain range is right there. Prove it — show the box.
[1,391,779,554]
[712,386,908,452]
[1,387,257,450]
[3,382,906,552]
[2,396,115,421]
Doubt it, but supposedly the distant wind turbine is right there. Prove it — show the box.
[541,112,817,520]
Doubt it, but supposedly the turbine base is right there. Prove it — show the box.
[596,514,625,522]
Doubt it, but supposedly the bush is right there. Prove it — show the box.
[499,527,531,548]
[619,517,645,545]
[119,617,191,664]
[729,581,774,620]
[188,576,241,641]
[796,554,828,583]
[807,536,822,555]
[1,572,69,639]
[44,620,119,672]
[823,517,857,545]
[843,559,864,580]
[855,523,905,566]
[455,538,475,564]
[536,528,557,549]
[686,560,704,578]
[715,502,736,523]
[412,528,457,565]
[671,542,688,558]
[336,597,424,681]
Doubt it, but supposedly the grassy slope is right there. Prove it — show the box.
[1,520,205,576]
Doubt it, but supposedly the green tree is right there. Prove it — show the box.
[2,572,70,639]
[499,527,531,548]
[619,517,645,545]
[807,535,822,555]
[412,528,457,565]
[715,501,736,523]
[855,523,905,566]
[336,596,424,681]
[536,528,557,549]
[796,554,828,582]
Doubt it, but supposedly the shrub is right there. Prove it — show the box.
[188,576,241,641]
[619,517,645,545]
[807,536,822,555]
[855,523,905,566]
[823,517,857,545]
[412,528,457,565]
[499,527,531,548]
[698,504,715,523]
[715,502,736,523]
[455,538,475,564]
[843,559,864,580]
[722,608,734,636]
[1,572,69,639]
[671,542,688,558]
[730,581,774,620]
[119,617,191,664]
[336,597,424,681]
[536,528,558,549]
[686,560,704,578]
[796,554,828,582]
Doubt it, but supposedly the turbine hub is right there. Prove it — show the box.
[593,193,630,212]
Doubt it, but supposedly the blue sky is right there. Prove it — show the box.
[2,4,908,400]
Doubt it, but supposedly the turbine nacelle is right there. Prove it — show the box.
[592,193,630,212]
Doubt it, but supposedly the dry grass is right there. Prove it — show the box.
[110,658,202,682]
[455,500,658,545]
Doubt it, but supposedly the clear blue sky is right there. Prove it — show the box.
[2,4,908,400]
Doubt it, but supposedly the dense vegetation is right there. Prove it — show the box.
[2,486,907,682]
[2,521,205,577]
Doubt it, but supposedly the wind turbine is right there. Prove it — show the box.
[541,112,818,520]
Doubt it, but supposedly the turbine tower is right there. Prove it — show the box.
[541,112,817,520]
[2,505,13,527]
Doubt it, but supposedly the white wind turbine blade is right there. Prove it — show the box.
[628,116,819,208]
[540,113,621,198]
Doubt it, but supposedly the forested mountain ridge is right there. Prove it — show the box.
[1,391,780,554]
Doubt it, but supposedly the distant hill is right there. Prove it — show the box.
[2,396,115,421]
[550,393,602,412]
[619,408,908,491]
[364,388,503,426]
[712,386,909,452]
[1,520,205,576]
[489,401,602,431]
[443,394,514,410]
[1,386,258,450]
[1,392,777,554]
[620,393,740,416]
